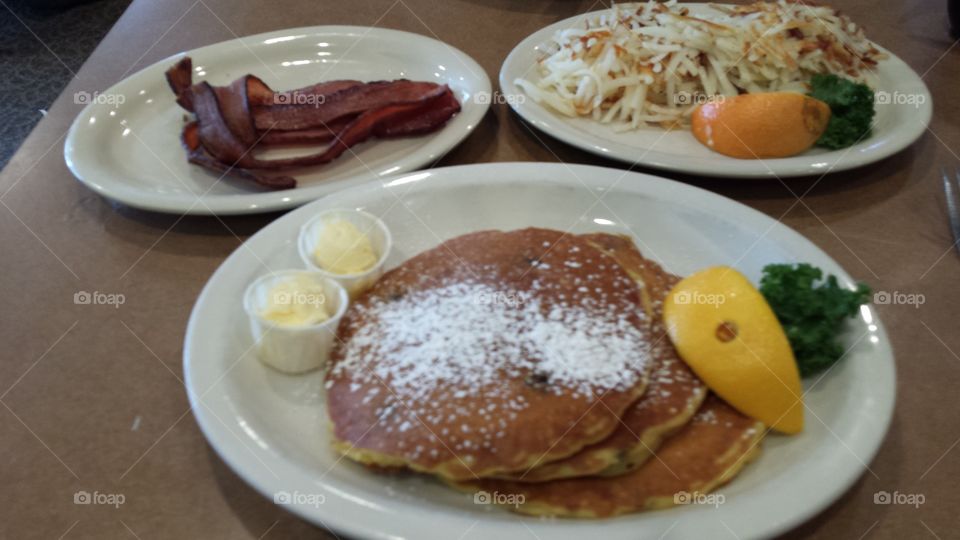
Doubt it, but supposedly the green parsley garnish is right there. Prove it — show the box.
[759,263,871,377]
[808,73,875,150]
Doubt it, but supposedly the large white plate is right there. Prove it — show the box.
[184,163,895,539]
[64,26,490,215]
[500,4,932,178]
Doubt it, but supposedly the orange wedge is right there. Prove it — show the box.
[691,93,830,159]
[663,266,803,434]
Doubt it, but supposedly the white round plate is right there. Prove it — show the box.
[184,163,895,539]
[64,26,490,215]
[499,4,931,178]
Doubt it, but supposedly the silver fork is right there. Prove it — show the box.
[942,167,960,253]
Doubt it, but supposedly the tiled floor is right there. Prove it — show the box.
[0,0,131,171]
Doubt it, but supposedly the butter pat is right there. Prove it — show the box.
[259,275,330,326]
[313,219,378,275]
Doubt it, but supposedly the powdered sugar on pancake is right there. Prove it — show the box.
[330,279,651,401]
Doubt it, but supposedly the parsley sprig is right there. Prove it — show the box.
[759,263,871,377]
[808,74,875,150]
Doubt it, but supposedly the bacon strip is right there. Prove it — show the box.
[257,90,461,145]
[181,122,296,190]
[164,60,363,114]
[210,76,362,147]
[165,57,195,111]
[191,82,257,167]
[374,90,462,138]
[261,96,451,169]
[252,80,449,131]
[166,56,461,190]
[264,80,364,106]
[213,78,257,146]
[191,81,454,170]
[257,116,356,146]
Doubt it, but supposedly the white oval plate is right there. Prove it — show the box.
[184,163,895,539]
[500,4,931,178]
[64,26,490,215]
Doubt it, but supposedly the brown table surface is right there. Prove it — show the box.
[1,0,958,538]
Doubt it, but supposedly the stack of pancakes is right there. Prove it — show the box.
[325,228,765,517]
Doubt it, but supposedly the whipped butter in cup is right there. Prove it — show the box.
[297,209,392,299]
[243,270,349,374]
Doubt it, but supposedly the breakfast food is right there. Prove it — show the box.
[313,219,379,275]
[664,266,803,434]
[515,1,884,157]
[298,209,391,299]
[243,270,348,374]
[516,1,882,129]
[456,395,764,517]
[319,228,783,518]
[311,224,878,517]
[493,233,707,482]
[258,274,331,326]
[691,93,831,159]
[325,228,656,480]
[165,57,460,189]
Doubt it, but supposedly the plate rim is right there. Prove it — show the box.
[183,162,896,540]
[63,24,491,215]
[498,4,932,178]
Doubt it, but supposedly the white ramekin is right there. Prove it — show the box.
[297,208,392,299]
[242,270,349,374]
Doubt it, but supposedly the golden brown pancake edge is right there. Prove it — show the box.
[453,395,765,518]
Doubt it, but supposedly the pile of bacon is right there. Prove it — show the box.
[165,57,461,190]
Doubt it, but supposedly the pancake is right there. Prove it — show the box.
[496,233,707,482]
[455,394,765,517]
[325,228,656,481]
